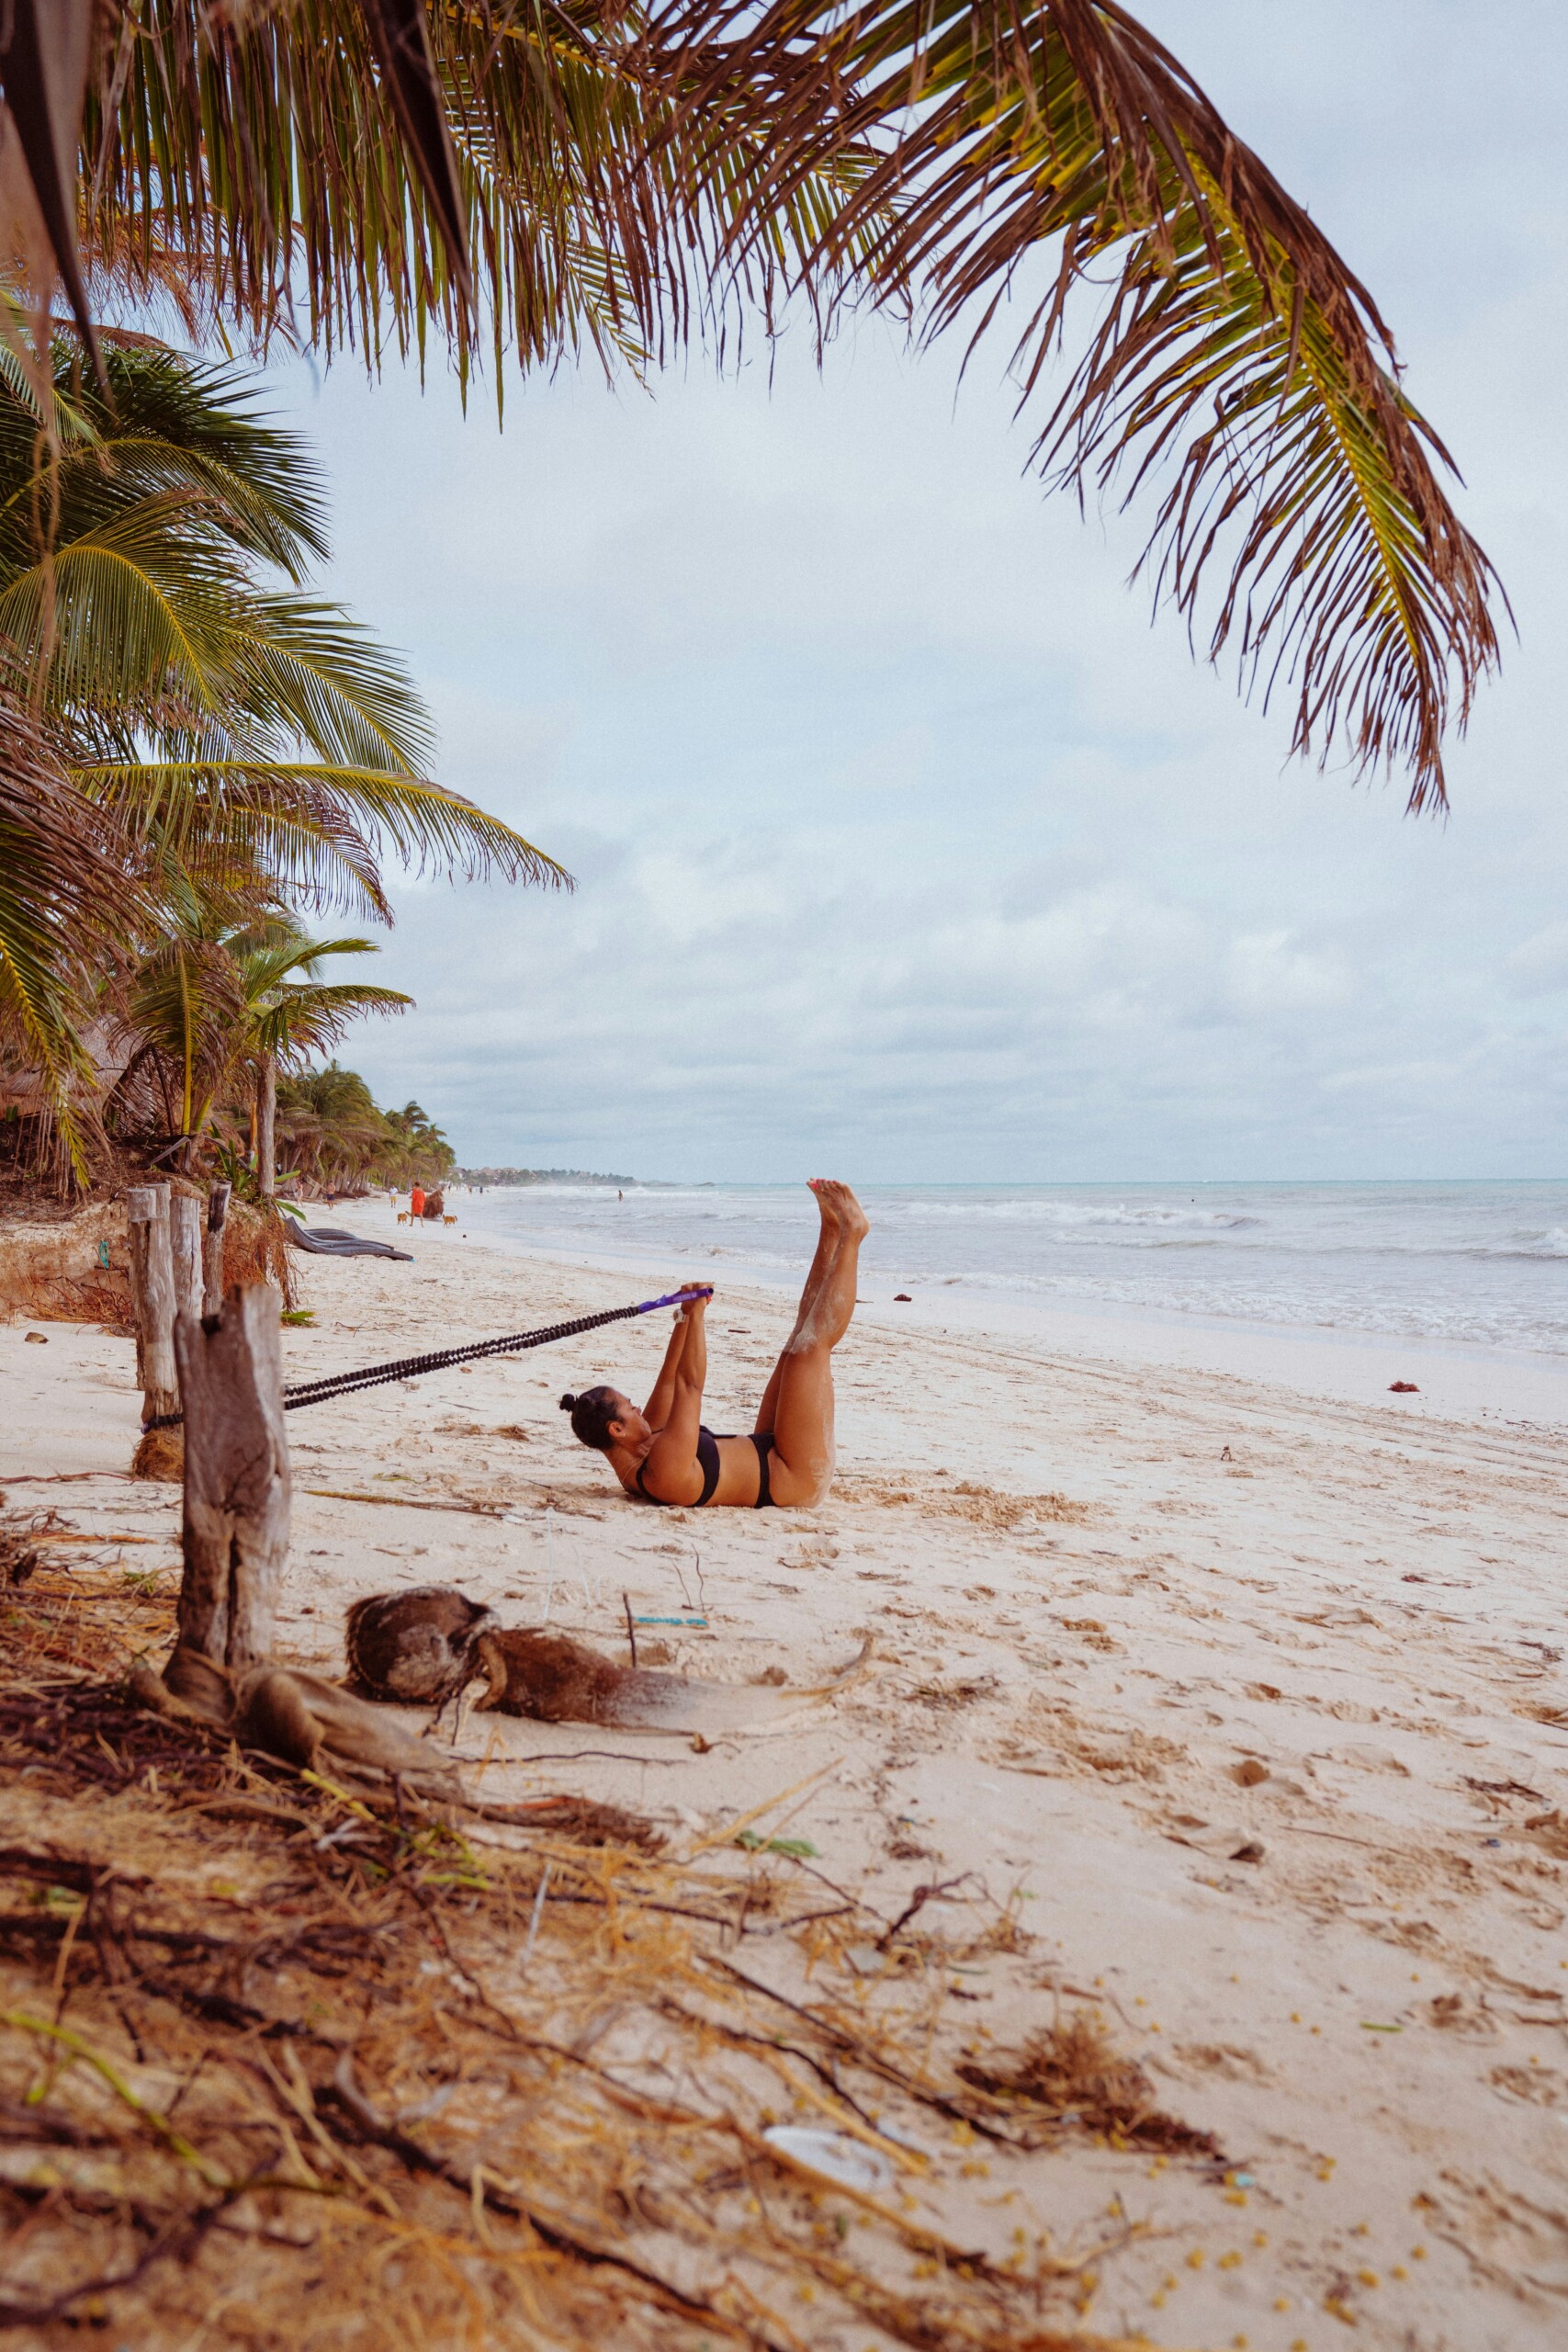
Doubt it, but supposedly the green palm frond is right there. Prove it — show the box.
[74,760,568,902]
[0,339,568,920]
[221,597,436,773]
[253,979,413,1063]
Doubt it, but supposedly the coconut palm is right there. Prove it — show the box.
[0,334,564,1175]
[112,893,412,1178]
[0,338,564,919]
[274,1065,454,1193]
[0,684,132,1174]
[231,918,412,1193]
[0,0,1490,807]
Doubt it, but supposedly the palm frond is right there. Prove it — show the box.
[74,759,570,899]
[221,597,436,772]
[0,685,133,1175]
[686,0,1501,803]
[29,0,1502,797]
[254,979,413,1062]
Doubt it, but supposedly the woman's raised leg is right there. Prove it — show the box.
[753,1179,841,1435]
[764,1182,868,1506]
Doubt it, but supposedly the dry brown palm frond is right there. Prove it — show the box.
[637,0,1501,806]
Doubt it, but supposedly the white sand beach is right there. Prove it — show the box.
[6,1205,1568,2349]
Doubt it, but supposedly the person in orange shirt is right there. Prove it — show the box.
[410,1184,425,1221]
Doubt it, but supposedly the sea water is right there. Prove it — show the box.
[452,1181,1568,1361]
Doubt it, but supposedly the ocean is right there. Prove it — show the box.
[450,1180,1568,1363]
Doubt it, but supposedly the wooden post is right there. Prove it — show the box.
[202,1182,231,1318]
[256,1053,276,1196]
[170,1191,202,1326]
[127,1184,182,1480]
[173,1284,290,1670]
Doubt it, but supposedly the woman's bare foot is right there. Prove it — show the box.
[807,1177,842,1235]
[809,1178,869,1242]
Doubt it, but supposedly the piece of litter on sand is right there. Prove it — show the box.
[23,1332,47,1344]
[894,1293,912,1303]
[633,1614,708,1627]
[762,2126,896,2196]
[1389,1380,1419,1393]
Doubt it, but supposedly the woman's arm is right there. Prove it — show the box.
[640,1295,707,1498]
[643,1307,694,1431]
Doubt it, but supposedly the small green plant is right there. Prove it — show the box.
[281,1307,315,1327]
[734,1832,819,1859]
[212,1141,260,1203]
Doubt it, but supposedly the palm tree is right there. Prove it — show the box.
[273,1066,454,1193]
[0,335,565,1174]
[0,0,1491,808]
[0,682,132,1173]
[231,919,412,1193]
[0,339,564,921]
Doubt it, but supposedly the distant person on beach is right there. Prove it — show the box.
[410,1184,425,1221]
[559,1179,867,1509]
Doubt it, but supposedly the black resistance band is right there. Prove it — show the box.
[142,1285,714,1430]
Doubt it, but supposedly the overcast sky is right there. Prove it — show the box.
[268,0,1566,1183]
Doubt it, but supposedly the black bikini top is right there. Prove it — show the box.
[637,1425,721,1508]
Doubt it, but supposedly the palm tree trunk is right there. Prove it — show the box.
[257,1054,276,1196]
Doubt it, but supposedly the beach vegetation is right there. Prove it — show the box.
[272,1064,456,1195]
[0,341,560,1187]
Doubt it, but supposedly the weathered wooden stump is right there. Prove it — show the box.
[127,1183,182,1480]
[170,1191,202,1324]
[172,1283,291,1670]
[202,1182,231,1317]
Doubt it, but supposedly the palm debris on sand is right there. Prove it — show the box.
[1,1533,1185,2349]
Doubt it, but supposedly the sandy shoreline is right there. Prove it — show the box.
[412,1189,1568,1432]
[6,1208,1568,2347]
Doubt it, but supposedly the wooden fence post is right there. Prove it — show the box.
[170,1191,202,1327]
[126,1184,182,1480]
[202,1182,231,1318]
[173,1284,290,1670]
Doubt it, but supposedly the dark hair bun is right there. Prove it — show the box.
[558,1393,576,1411]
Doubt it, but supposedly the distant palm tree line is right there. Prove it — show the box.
[272,1068,455,1198]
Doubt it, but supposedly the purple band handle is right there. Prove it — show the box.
[637,1285,715,1313]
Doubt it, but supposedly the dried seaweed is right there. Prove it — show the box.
[1,1539,1176,2348]
[956,2012,1223,2158]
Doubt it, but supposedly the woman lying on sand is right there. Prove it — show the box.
[559,1180,867,1509]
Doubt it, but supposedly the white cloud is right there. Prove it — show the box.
[1508,923,1568,993]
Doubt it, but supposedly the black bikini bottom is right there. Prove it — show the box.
[637,1429,777,1508]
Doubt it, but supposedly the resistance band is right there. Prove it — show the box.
[142,1285,714,1430]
